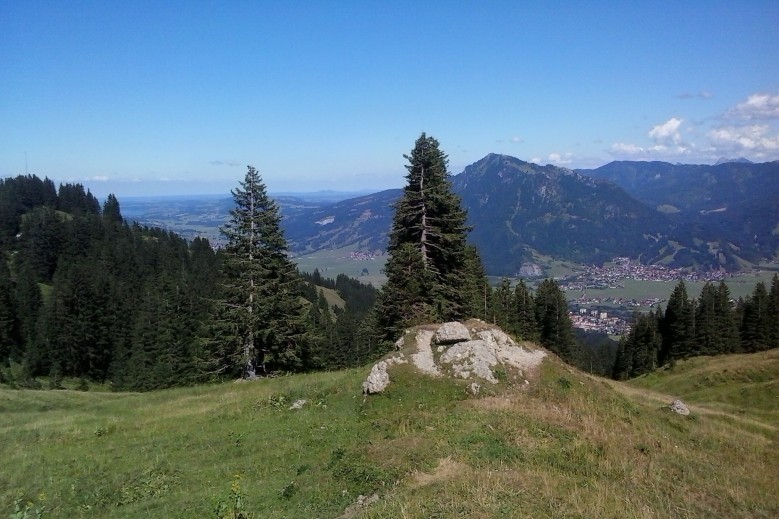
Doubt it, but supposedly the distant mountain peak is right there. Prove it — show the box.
[715,157,753,165]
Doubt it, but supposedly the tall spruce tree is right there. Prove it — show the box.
[612,310,661,380]
[660,280,694,363]
[695,283,720,356]
[534,279,578,363]
[212,166,309,377]
[715,281,740,354]
[375,133,476,341]
[513,279,538,341]
[767,274,779,348]
[0,255,18,362]
[741,282,770,352]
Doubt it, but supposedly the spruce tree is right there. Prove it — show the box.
[461,245,491,320]
[212,166,309,376]
[375,133,475,340]
[13,263,41,360]
[695,283,719,356]
[660,280,694,363]
[0,255,18,362]
[490,278,515,330]
[534,279,577,363]
[714,281,740,354]
[513,279,538,342]
[767,274,779,349]
[741,282,770,352]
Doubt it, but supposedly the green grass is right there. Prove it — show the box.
[627,349,779,425]
[293,246,387,286]
[2,351,777,518]
[565,271,779,305]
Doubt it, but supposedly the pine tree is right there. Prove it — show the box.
[695,283,719,356]
[612,337,632,380]
[13,262,41,360]
[461,245,491,321]
[534,279,578,363]
[513,279,538,341]
[741,282,770,352]
[375,133,475,340]
[767,274,779,349]
[211,166,309,376]
[714,281,740,354]
[660,280,694,363]
[374,243,435,341]
[490,278,515,330]
[102,194,123,226]
[0,254,19,362]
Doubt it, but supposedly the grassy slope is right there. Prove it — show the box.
[2,352,777,519]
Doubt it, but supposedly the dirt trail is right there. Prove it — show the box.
[597,376,779,433]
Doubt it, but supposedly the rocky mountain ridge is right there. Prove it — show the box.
[283,154,779,274]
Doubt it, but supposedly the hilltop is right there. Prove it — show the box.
[2,343,777,518]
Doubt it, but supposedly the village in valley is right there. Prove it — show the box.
[558,257,732,337]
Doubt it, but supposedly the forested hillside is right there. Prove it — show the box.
[0,175,379,390]
[2,143,776,392]
[614,277,779,379]
[580,160,779,263]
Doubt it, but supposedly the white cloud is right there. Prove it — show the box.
[609,141,692,160]
[210,159,242,167]
[608,94,779,164]
[707,124,779,154]
[88,175,109,182]
[547,152,573,165]
[726,93,779,121]
[610,142,645,155]
[510,136,523,143]
[529,157,541,164]
[648,117,684,145]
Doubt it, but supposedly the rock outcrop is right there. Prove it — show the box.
[362,355,408,394]
[362,320,546,394]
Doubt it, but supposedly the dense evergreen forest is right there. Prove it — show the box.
[0,174,378,390]
[613,277,779,379]
[1,138,777,391]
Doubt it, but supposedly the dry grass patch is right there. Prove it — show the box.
[410,457,469,488]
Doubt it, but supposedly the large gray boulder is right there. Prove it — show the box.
[433,322,471,345]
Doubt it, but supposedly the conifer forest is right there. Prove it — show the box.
[1,135,777,391]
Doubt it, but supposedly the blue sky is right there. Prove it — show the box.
[2,1,778,198]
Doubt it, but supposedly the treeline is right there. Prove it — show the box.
[487,278,617,376]
[613,278,779,379]
[6,135,772,392]
[0,175,222,389]
[299,270,379,369]
[0,174,377,390]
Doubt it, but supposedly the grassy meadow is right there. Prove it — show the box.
[294,246,387,287]
[2,350,778,518]
[293,248,778,306]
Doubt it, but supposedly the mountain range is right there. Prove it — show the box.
[281,155,779,276]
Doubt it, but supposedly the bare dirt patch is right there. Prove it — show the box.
[411,457,470,488]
